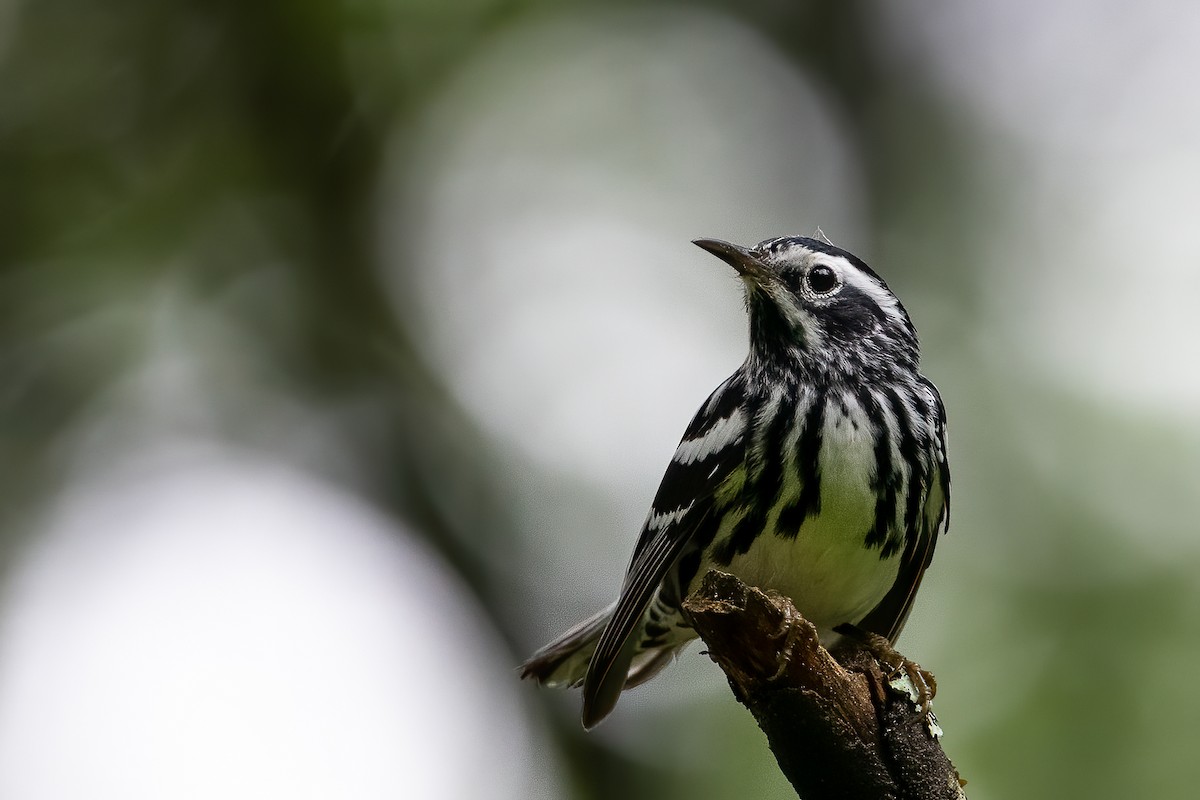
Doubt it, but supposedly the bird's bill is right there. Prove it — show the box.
[692,238,772,282]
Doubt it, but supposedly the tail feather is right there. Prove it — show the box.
[520,604,613,688]
[579,623,691,728]
[522,602,692,727]
[624,646,678,689]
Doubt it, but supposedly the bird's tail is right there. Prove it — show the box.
[520,603,683,694]
[520,605,613,688]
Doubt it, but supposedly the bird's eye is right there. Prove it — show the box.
[806,265,840,295]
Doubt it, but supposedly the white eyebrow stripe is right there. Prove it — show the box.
[830,255,907,327]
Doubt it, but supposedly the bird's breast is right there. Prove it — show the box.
[697,388,901,637]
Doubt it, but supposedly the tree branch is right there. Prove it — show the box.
[682,570,966,800]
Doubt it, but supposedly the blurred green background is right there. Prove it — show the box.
[1,1,1199,798]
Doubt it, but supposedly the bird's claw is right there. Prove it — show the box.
[767,602,805,682]
[835,624,937,714]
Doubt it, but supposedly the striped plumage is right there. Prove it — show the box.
[521,235,950,729]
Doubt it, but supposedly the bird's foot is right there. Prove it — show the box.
[834,624,937,714]
[766,601,810,682]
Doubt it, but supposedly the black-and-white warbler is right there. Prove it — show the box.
[521,235,950,729]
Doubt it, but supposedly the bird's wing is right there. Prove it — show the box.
[857,378,951,643]
[581,372,748,728]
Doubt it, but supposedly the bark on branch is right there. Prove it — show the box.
[681,570,966,800]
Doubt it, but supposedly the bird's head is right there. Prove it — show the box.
[694,236,920,381]
[696,235,916,381]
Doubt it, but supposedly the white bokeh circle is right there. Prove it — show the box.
[0,443,561,800]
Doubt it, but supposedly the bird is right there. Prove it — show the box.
[520,235,950,729]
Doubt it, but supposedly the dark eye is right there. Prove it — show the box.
[806,265,839,295]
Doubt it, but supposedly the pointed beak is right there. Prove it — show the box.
[692,238,771,282]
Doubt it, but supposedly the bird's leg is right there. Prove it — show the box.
[767,601,809,682]
[833,624,937,714]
